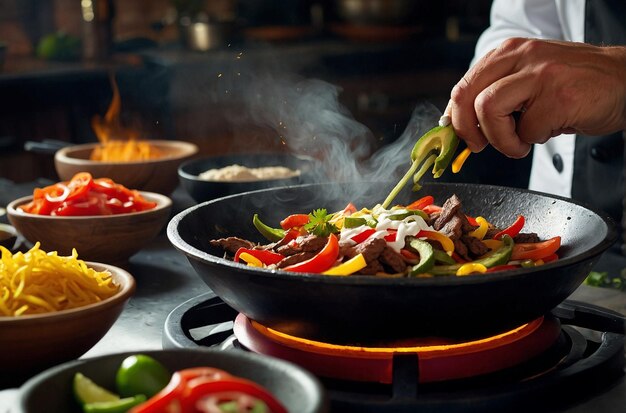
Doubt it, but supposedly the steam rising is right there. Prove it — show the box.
[177,55,443,203]
[237,72,442,202]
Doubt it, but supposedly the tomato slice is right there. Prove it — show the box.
[510,236,561,261]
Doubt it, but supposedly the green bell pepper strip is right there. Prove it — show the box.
[433,249,456,265]
[252,214,286,242]
[382,125,459,208]
[343,216,368,229]
[387,210,429,221]
[430,235,514,276]
[407,238,435,276]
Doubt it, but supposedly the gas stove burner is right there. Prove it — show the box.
[163,293,625,413]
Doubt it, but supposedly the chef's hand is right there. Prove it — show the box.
[448,38,626,158]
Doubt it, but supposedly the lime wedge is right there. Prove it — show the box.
[73,372,120,405]
[84,395,147,413]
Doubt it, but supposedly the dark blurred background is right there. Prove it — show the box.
[0,0,530,188]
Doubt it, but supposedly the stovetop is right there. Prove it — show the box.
[163,292,626,413]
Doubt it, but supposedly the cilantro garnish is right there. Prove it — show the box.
[305,209,338,237]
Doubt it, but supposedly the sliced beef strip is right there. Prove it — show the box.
[514,233,541,243]
[453,238,470,261]
[276,234,328,256]
[209,237,255,255]
[379,247,407,273]
[439,214,464,240]
[348,237,387,263]
[276,252,316,268]
[461,234,490,257]
[358,259,385,275]
[433,194,462,230]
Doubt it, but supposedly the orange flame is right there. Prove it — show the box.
[90,75,162,161]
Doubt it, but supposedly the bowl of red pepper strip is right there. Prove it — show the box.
[7,173,172,265]
[18,349,328,413]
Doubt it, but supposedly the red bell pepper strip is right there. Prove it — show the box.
[405,195,434,211]
[400,248,419,264]
[342,202,357,215]
[465,215,479,227]
[451,252,467,264]
[351,228,376,244]
[283,233,339,273]
[422,204,442,215]
[234,248,285,265]
[280,214,310,230]
[131,367,267,413]
[542,253,559,263]
[384,229,397,242]
[493,215,525,240]
[511,236,561,261]
[185,377,288,413]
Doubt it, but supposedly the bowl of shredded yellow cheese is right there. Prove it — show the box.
[0,243,135,384]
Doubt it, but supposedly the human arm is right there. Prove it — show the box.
[449,39,626,158]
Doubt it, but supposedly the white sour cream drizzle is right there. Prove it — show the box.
[339,208,433,253]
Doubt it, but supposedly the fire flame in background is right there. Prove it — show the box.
[90,75,163,162]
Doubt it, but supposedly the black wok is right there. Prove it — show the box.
[167,181,617,342]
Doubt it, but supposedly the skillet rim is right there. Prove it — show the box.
[167,181,618,287]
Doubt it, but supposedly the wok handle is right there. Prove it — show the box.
[23,139,70,154]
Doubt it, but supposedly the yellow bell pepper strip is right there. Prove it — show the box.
[451,147,472,174]
[407,238,435,276]
[482,239,503,251]
[510,236,561,261]
[493,215,525,240]
[237,252,263,267]
[456,263,487,276]
[381,125,459,208]
[280,214,310,230]
[468,216,489,240]
[322,254,367,276]
[252,214,285,242]
[430,235,514,276]
[416,230,454,254]
[283,234,340,273]
[234,248,285,266]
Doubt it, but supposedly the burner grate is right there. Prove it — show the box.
[163,293,625,413]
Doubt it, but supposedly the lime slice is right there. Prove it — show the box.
[84,395,147,413]
[73,372,120,405]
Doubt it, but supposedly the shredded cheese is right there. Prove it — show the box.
[0,243,119,316]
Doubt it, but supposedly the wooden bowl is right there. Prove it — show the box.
[18,349,328,413]
[6,192,172,265]
[1,262,135,387]
[54,140,198,194]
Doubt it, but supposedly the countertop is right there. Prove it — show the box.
[1,184,625,411]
